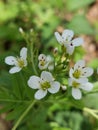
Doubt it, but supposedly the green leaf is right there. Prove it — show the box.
[0,1,18,22]
[0,24,20,40]
[93,82,98,91]
[27,104,51,130]
[84,93,98,109]
[69,98,84,109]
[0,103,15,114]
[6,103,27,121]
[66,0,94,11]
[67,15,94,35]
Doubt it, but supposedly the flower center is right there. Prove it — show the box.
[64,40,70,45]
[41,81,51,90]
[72,81,80,88]
[39,60,46,66]
[66,38,69,43]
[17,58,25,68]
[73,69,81,79]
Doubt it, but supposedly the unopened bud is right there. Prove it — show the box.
[30,28,33,33]
[53,47,58,55]
[61,85,67,91]
[19,27,24,34]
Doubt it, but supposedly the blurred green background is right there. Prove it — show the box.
[0,0,98,130]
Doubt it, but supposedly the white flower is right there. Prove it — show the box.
[54,29,83,55]
[69,60,93,81]
[69,78,93,100]
[38,54,54,70]
[5,47,27,74]
[28,71,60,100]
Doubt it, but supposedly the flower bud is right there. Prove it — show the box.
[61,85,67,91]
[19,27,24,34]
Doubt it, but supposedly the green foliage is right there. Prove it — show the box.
[0,1,18,22]
[66,0,95,11]
[88,59,98,69]
[67,15,94,35]
[50,110,93,130]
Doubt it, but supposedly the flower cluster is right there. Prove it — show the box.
[5,29,94,100]
[69,60,93,99]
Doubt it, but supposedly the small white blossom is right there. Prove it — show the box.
[69,78,93,100]
[28,71,60,100]
[54,29,83,55]
[38,54,54,70]
[5,47,27,74]
[19,27,24,34]
[69,60,93,81]
[61,85,67,91]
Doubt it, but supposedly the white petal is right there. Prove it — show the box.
[20,47,27,59]
[76,78,88,83]
[66,45,74,55]
[34,89,47,100]
[69,68,74,78]
[46,55,53,62]
[28,76,41,89]
[80,82,93,91]
[62,29,74,42]
[69,77,88,87]
[72,38,84,46]
[41,71,53,82]
[81,67,93,77]
[5,56,16,65]
[54,32,63,45]
[48,64,54,71]
[38,63,48,70]
[38,54,46,61]
[9,67,21,74]
[68,78,73,86]
[72,88,82,100]
[23,60,27,67]
[48,81,60,93]
[74,60,85,70]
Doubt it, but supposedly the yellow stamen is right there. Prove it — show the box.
[73,69,81,79]
[40,61,45,66]
[72,81,80,88]
[17,58,25,68]
[41,81,51,90]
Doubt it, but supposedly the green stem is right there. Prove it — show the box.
[83,107,98,119]
[20,72,28,98]
[12,100,36,130]
[86,90,98,95]
[30,42,38,75]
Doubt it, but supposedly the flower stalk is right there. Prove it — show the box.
[12,100,36,130]
[30,41,38,75]
[83,107,98,119]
